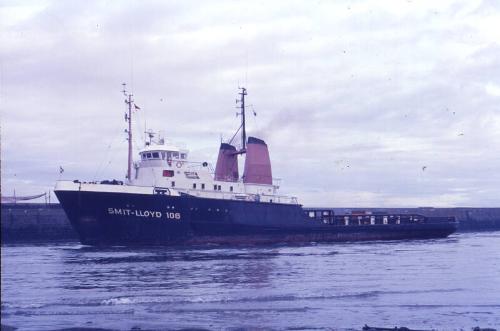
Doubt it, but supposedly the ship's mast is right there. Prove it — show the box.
[122,83,133,181]
[237,87,247,151]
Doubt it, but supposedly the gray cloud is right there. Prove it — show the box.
[1,0,499,206]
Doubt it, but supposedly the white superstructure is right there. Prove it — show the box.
[130,139,297,204]
[56,85,298,205]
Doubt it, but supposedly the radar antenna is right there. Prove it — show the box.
[144,129,156,145]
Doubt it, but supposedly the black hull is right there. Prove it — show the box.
[55,190,457,246]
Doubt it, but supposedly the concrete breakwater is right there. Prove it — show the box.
[1,203,77,242]
[1,203,500,242]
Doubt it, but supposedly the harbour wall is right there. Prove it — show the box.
[1,203,77,242]
[1,203,500,243]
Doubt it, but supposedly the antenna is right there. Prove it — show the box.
[236,87,247,151]
[123,83,134,182]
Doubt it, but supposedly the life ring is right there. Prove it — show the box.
[176,161,183,168]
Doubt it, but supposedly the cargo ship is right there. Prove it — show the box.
[54,86,457,245]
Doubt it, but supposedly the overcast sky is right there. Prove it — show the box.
[1,0,499,207]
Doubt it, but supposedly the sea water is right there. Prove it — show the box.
[2,232,499,330]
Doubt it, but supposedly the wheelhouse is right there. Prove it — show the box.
[139,147,188,161]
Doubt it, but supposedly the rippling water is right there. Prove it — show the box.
[2,232,499,331]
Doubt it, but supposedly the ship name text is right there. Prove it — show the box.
[107,208,181,220]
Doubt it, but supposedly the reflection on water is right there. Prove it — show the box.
[2,232,500,330]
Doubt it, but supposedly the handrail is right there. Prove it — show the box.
[177,188,298,204]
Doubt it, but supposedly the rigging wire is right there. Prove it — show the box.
[92,127,125,181]
[228,122,243,146]
[250,104,258,128]
[94,88,147,181]
[99,141,125,179]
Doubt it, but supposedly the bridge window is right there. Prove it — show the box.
[172,152,179,159]
[201,183,205,190]
[171,181,175,187]
[230,186,233,192]
[181,153,187,159]
[193,183,196,189]
[163,170,174,177]
[152,152,160,159]
[214,185,217,190]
